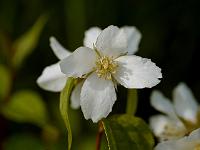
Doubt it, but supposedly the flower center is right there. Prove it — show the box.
[95,56,118,80]
[194,145,200,150]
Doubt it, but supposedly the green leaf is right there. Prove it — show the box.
[102,114,154,150]
[126,89,138,115]
[0,64,11,100]
[12,14,48,68]
[1,90,48,127]
[60,77,75,150]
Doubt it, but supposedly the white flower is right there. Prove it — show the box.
[36,27,102,92]
[150,83,200,141]
[59,25,162,122]
[155,128,200,150]
[37,26,143,110]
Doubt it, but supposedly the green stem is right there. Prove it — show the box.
[126,89,138,115]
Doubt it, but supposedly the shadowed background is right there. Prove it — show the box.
[0,0,200,149]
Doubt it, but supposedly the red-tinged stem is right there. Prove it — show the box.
[96,121,104,150]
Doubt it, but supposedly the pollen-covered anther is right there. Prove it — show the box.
[95,56,118,80]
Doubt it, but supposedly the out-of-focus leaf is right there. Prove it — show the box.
[12,14,48,68]
[102,114,154,150]
[60,77,75,150]
[42,124,60,142]
[126,89,138,115]
[3,133,44,150]
[75,135,95,150]
[46,138,66,150]
[0,64,11,100]
[1,90,48,127]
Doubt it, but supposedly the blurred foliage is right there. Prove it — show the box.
[11,14,48,69]
[0,65,11,100]
[1,90,48,127]
[0,0,200,149]
[3,133,44,150]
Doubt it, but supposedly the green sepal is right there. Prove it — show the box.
[60,77,75,150]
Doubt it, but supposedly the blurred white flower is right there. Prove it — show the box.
[37,37,71,92]
[150,83,200,141]
[60,25,162,122]
[155,128,200,150]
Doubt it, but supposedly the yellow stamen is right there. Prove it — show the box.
[95,56,118,80]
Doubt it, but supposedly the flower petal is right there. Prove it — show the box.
[173,83,199,123]
[95,25,127,58]
[80,73,116,122]
[83,27,102,48]
[50,36,71,60]
[60,47,96,78]
[114,55,162,88]
[122,26,142,55]
[37,62,67,92]
[155,139,187,150]
[187,128,200,141]
[150,90,177,118]
[155,128,200,150]
[70,81,84,109]
[150,115,187,141]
